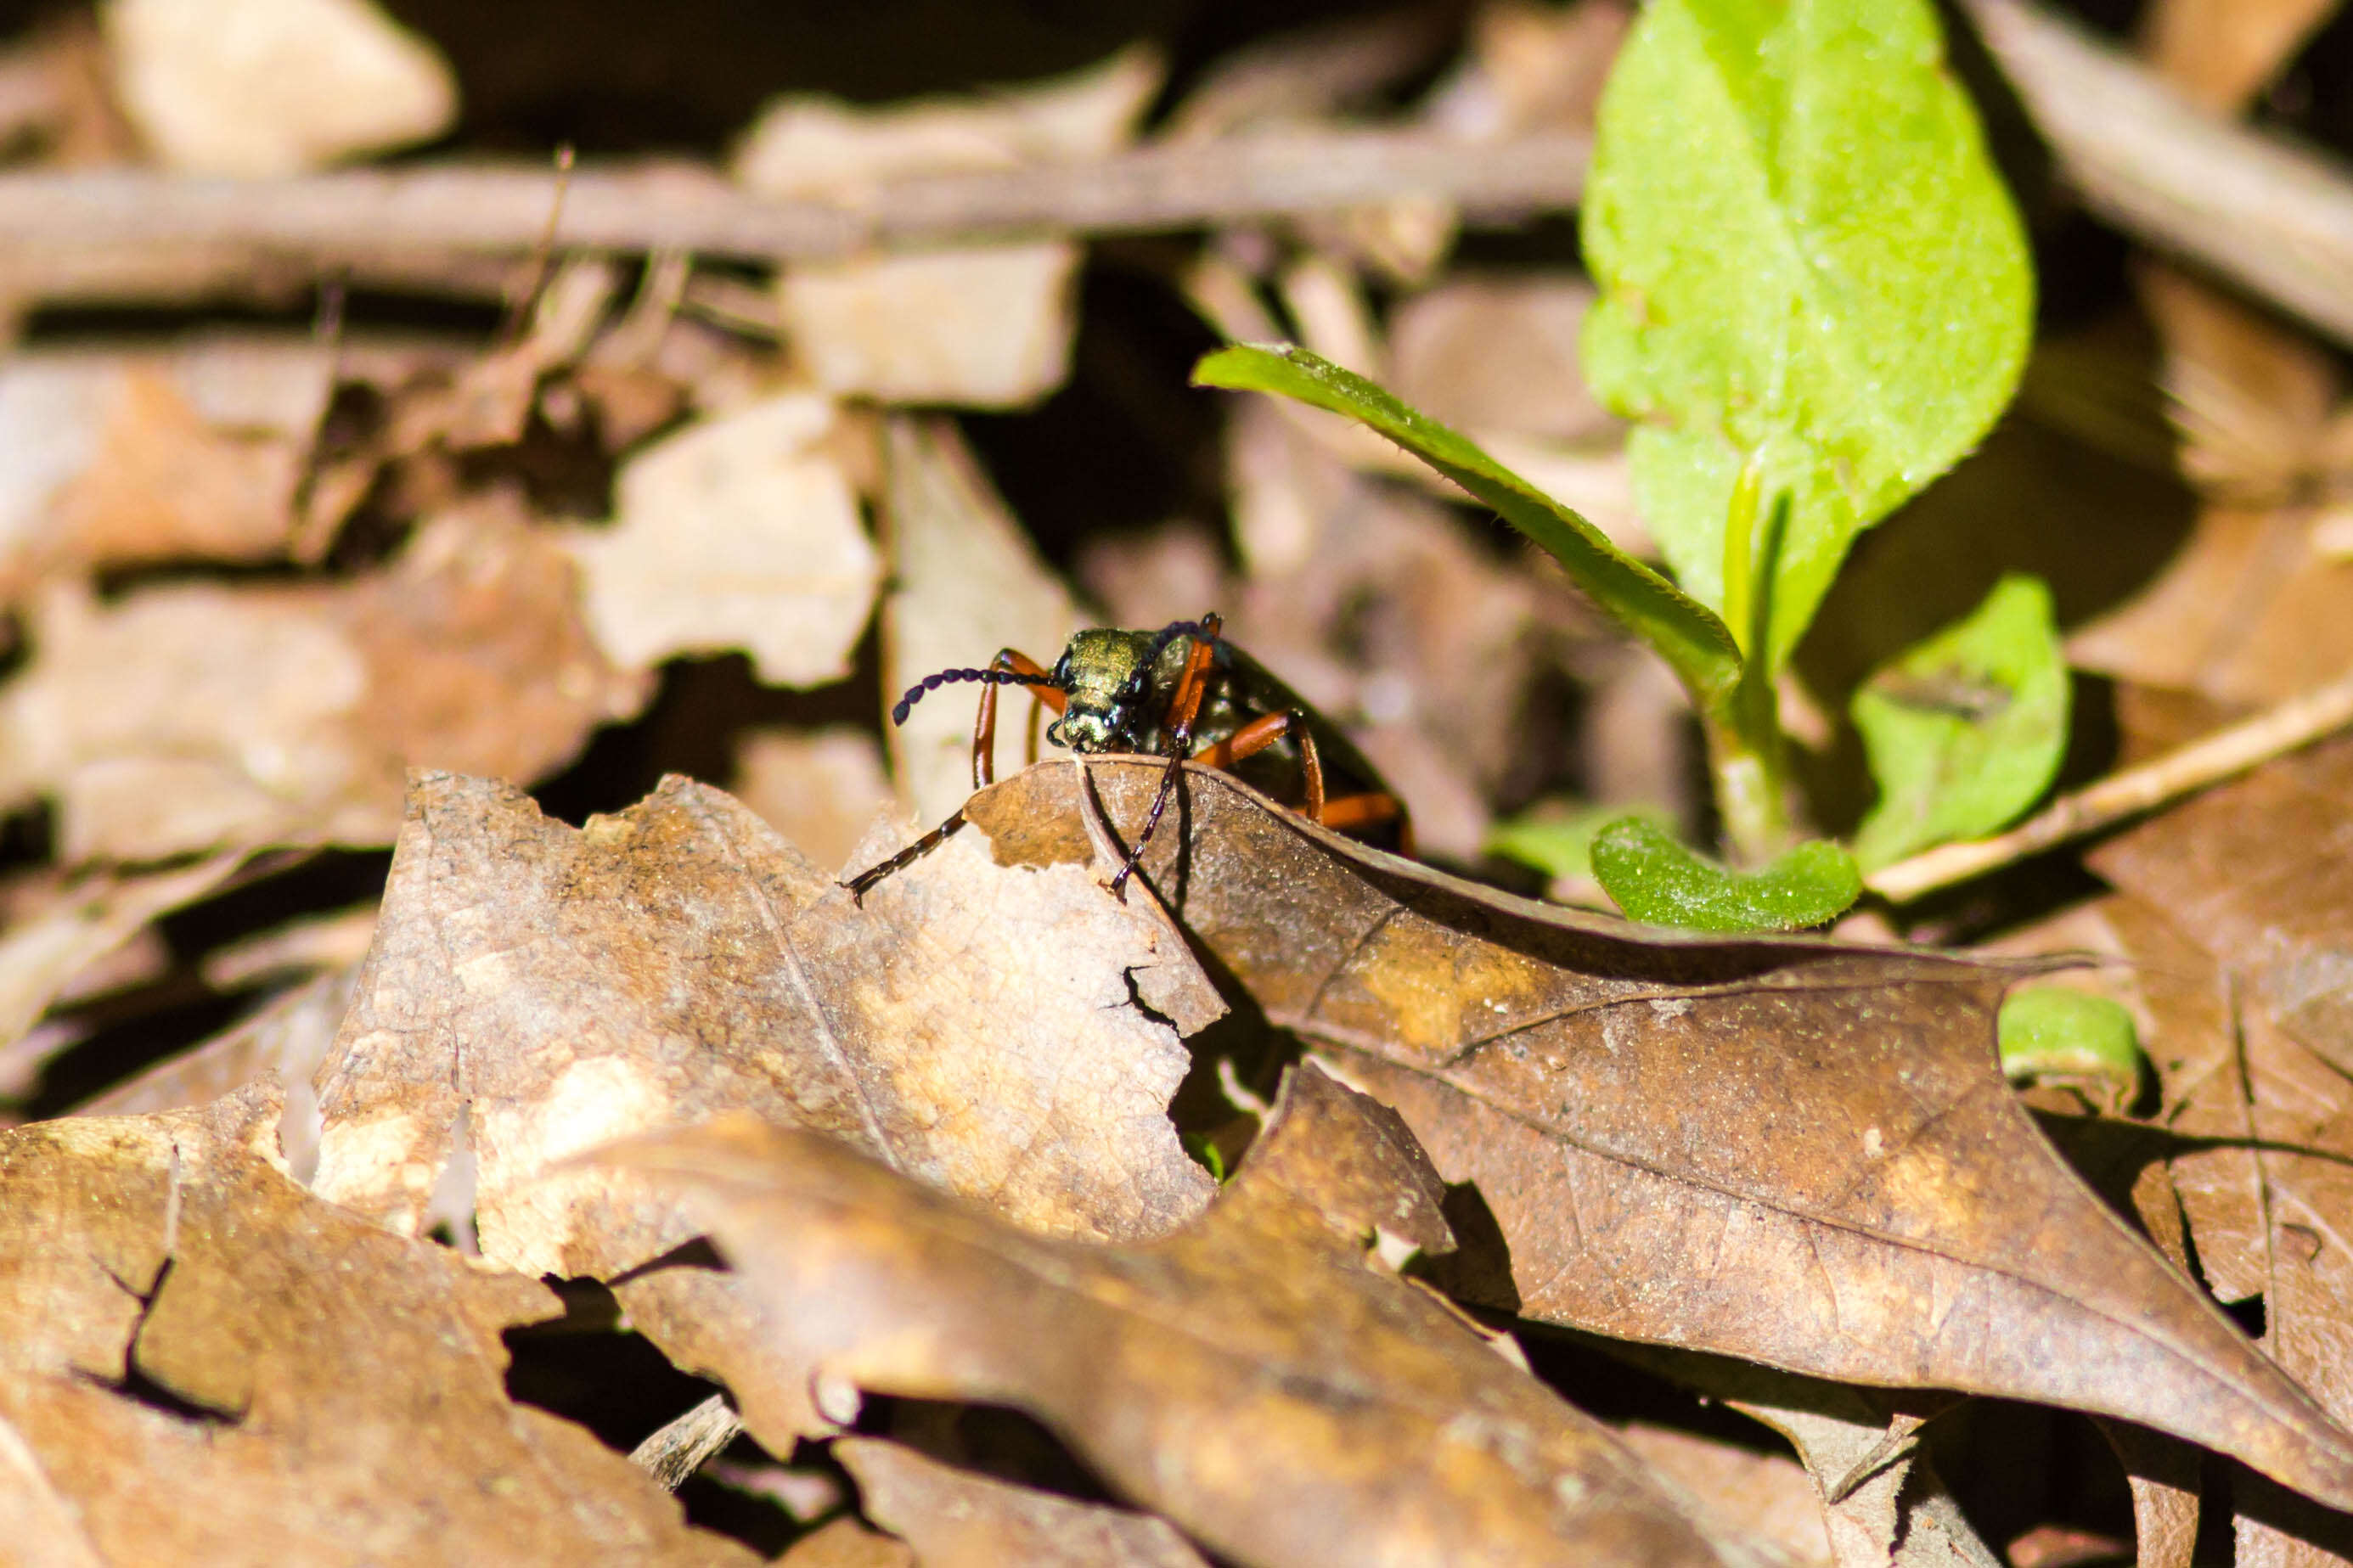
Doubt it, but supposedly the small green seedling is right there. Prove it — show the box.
[1590,818,1861,933]
[1997,987,2144,1113]
[1198,0,2036,932]
[1852,576,2069,872]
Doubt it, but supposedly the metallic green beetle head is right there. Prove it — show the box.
[1047,628,1162,753]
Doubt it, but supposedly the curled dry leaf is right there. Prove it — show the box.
[836,1438,1213,1568]
[963,756,2353,1510]
[0,852,243,1074]
[0,1082,755,1566]
[730,726,894,879]
[0,502,648,863]
[590,1064,1767,1568]
[880,414,1082,829]
[2082,736,2353,1557]
[740,48,1157,410]
[102,0,455,177]
[566,391,881,688]
[308,769,1216,1446]
[78,965,357,1183]
[778,1518,915,1568]
[780,244,1084,409]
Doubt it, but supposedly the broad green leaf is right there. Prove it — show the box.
[1590,815,1860,932]
[1580,0,2032,667]
[1997,986,2142,1106]
[1487,801,1671,886]
[1849,574,2068,872]
[1193,342,1743,714]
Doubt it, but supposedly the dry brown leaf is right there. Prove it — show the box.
[1613,1424,1831,1568]
[963,757,2353,1510]
[0,1082,756,1565]
[1388,273,1616,444]
[2140,0,2339,114]
[44,371,299,568]
[732,45,1159,198]
[78,966,357,1183]
[737,49,1154,411]
[2084,737,2353,1560]
[308,769,1217,1445]
[0,853,244,1079]
[566,391,881,687]
[592,1063,1770,1567]
[0,337,345,590]
[780,244,1084,409]
[778,1517,916,1568]
[836,1438,1213,1568]
[880,414,1083,828]
[730,727,895,879]
[102,0,455,176]
[0,500,648,863]
[2070,275,2353,710]
[1426,0,1633,138]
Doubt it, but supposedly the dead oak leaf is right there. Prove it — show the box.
[0,501,647,863]
[836,1437,1213,1568]
[2085,737,2353,1559]
[965,757,2353,1512]
[0,1082,755,1566]
[309,769,1217,1446]
[590,1064,1769,1568]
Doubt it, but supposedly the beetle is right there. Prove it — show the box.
[845,612,1411,900]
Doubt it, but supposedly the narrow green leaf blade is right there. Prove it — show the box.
[1193,342,1743,711]
[1849,574,2069,871]
[1580,0,2033,667]
[1590,816,1860,932]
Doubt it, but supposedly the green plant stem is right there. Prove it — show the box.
[1704,715,1789,868]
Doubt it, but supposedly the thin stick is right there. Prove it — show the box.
[1963,0,2353,351]
[1866,666,2353,903]
[0,127,1590,270]
[628,1393,742,1492]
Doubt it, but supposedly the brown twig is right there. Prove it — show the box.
[1963,0,2353,350]
[1866,666,2353,902]
[0,128,1590,274]
[628,1392,742,1492]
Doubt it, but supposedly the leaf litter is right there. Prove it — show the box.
[9,0,2353,1560]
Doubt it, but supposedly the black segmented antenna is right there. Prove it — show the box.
[890,666,1061,726]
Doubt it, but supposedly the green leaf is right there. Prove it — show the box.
[1579,0,2033,668]
[1192,342,1743,714]
[1487,801,1671,886]
[1997,986,2142,1102]
[1590,816,1860,932]
[1849,574,2068,871]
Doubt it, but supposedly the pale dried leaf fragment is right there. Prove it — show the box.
[967,758,2353,1512]
[1388,274,1616,443]
[780,243,1083,408]
[0,1083,756,1566]
[103,0,455,176]
[740,48,1156,410]
[731,728,894,878]
[0,338,342,593]
[0,503,646,862]
[881,415,1082,827]
[592,1065,1767,1567]
[0,852,242,1073]
[1613,1425,1830,1568]
[568,391,881,686]
[733,45,1160,196]
[837,1439,1213,1568]
[310,770,1216,1447]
